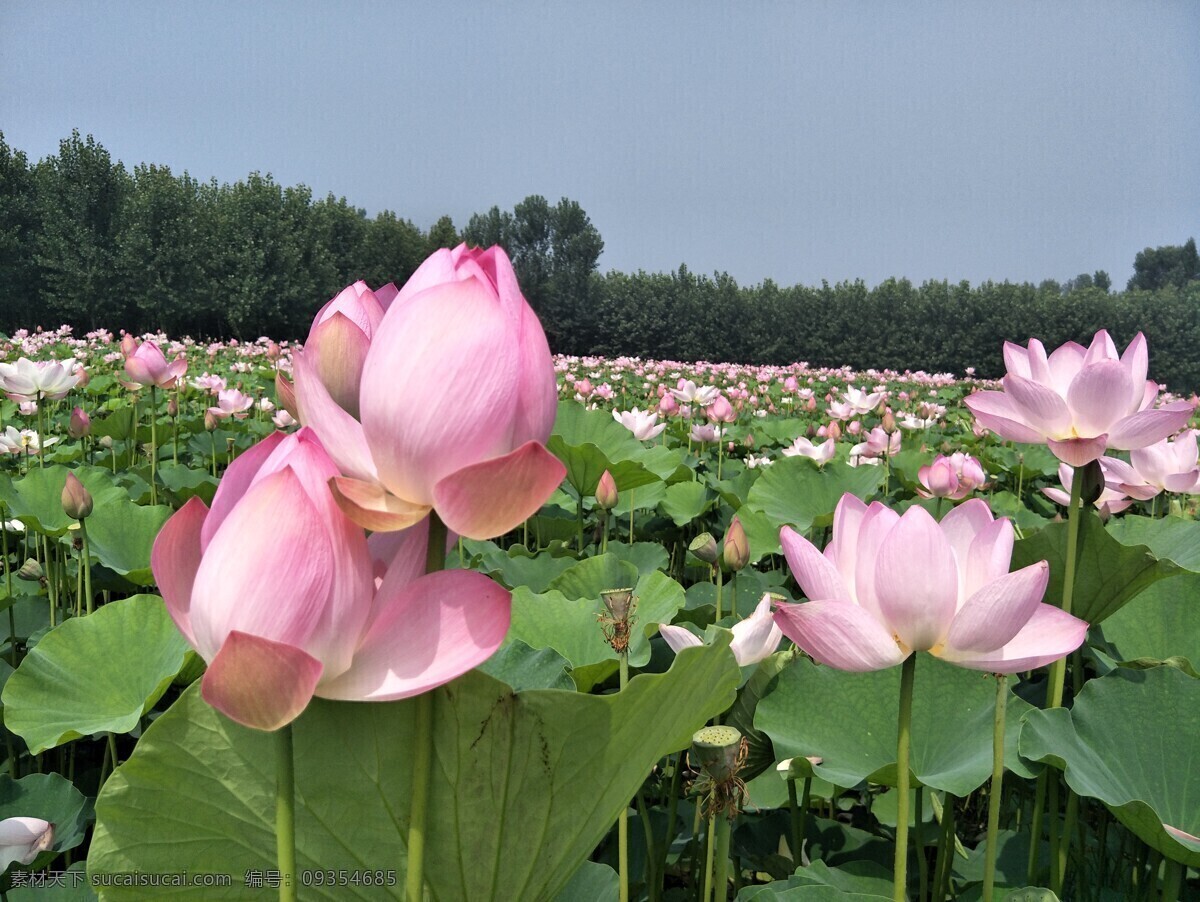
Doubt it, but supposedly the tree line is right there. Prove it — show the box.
[3,131,1199,389]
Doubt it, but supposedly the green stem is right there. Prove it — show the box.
[983,675,1008,902]
[1160,856,1183,902]
[703,813,717,902]
[1027,772,1046,884]
[577,494,585,553]
[894,654,917,902]
[660,751,682,894]
[788,778,803,865]
[79,520,94,615]
[618,651,630,902]
[932,794,956,902]
[636,790,657,902]
[601,511,609,555]
[149,386,158,506]
[712,812,732,901]
[915,787,928,902]
[715,566,724,623]
[629,489,635,542]
[275,723,297,902]
[35,404,44,469]
[1047,465,1084,709]
[407,513,447,902]
[934,496,945,521]
[2,504,15,667]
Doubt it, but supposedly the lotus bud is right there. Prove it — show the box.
[62,473,93,520]
[266,341,282,361]
[722,516,750,572]
[120,334,138,358]
[847,420,862,435]
[167,397,178,418]
[595,470,618,511]
[743,431,756,450]
[204,411,218,432]
[881,410,897,434]
[67,407,90,439]
[689,532,719,564]
[18,559,43,582]
[74,367,89,388]
[1079,459,1106,507]
[826,421,842,442]
[98,435,113,450]
[691,725,743,783]
[805,397,817,412]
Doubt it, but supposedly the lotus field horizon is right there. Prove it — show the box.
[0,246,1197,901]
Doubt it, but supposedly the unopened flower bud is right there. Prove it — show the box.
[62,473,93,520]
[595,470,618,511]
[74,367,89,389]
[18,559,43,582]
[881,410,897,434]
[98,435,113,450]
[691,725,743,783]
[722,517,750,572]
[67,407,90,439]
[1079,459,1105,507]
[267,341,282,361]
[689,532,719,564]
[826,421,842,442]
[120,334,138,358]
[167,397,178,418]
[743,431,756,450]
[204,411,218,432]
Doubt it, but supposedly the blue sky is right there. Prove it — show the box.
[2,1,1197,288]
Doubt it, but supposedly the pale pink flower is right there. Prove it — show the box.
[1043,462,1134,517]
[123,340,188,389]
[207,389,255,420]
[1101,431,1200,499]
[659,594,783,667]
[917,453,987,500]
[0,817,54,870]
[0,357,82,402]
[782,436,836,465]
[612,408,666,441]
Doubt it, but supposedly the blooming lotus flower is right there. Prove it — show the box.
[774,495,1087,673]
[190,373,227,394]
[122,340,187,389]
[690,423,722,443]
[659,594,783,667]
[965,331,1194,466]
[0,817,54,870]
[207,389,255,420]
[0,358,82,402]
[151,429,510,731]
[917,453,987,500]
[841,386,885,415]
[1042,462,1134,517]
[613,408,666,441]
[849,427,900,464]
[294,244,565,539]
[302,281,387,418]
[272,409,297,430]
[706,395,737,424]
[0,427,56,455]
[1101,431,1200,500]
[671,379,721,408]
[782,436,836,465]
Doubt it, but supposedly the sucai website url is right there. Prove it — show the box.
[88,871,234,888]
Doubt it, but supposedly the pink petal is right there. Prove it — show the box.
[1002,341,1032,379]
[1042,486,1071,506]
[305,312,371,419]
[1084,329,1118,365]
[367,518,459,625]
[658,624,703,655]
[123,356,154,387]
[938,498,995,569]
[938,604,1087,673]
[729,595,784,666]
[432,441,566,540]
[201,630,323,731]
[317,570,511,701]
[851,502,900,622]
[963,515,1015,600]
[328,476,432,533]
[944,562,1049,652]
[189,470,333,662]
[828,493,869,585]
[1046,436,1109,467]
[1066,360,1134,436]
[874,506,959,651]
[394,247,477,306]
[781,526,850,604]
[773,600,907,672]
[291,350,377,482]
[151,496,209,648]
[1002,375,1072,436]
[964,391,1048,444]
[359,277,521,505]
[201,431,286,549]
[1108,402,1195,450]
[1120,333,1149,411]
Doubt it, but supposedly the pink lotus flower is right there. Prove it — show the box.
[671,379,721,408]
[841,386,885,415]
[294,244,565,539]
[706,395,737,424]
[612,408,666,441]
[68,407,90,439]
[690,423,722,444]
[965,331,1194,466]
[774,495,1087,673]
[1101,431,1200,500]
[151,429,510,731]
[917,453,987,500]
[0,358,82,402]
[659,593,783,667]
[0,817,54,870]
[207,388,255,420]
[190,373,227,394]
[848,427,900,465]
[302,281,390,419]
[781,436,836,465]
[122,340,187,389]
[1042,462,1134,517]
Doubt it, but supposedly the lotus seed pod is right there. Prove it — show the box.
[689,532,719,564]
[691,725,743,783]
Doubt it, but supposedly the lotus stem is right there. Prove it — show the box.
[407,513,447,902]
[915,786,928,902]
[1026,772,1046,884]
[659,750,682,895]
[618,650,630,902]
[1161,856,1183,902]
[78,520,94,615]
[275,722,297,902]
[1,503,15,667]
[982,674,1008,902]
[932,793,956,902]
[712,810,732,900]
[703,813,717,902]
[894,653,917,902]
[149,385,158,506]
[714,565,724,623]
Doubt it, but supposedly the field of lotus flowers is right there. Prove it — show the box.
[0,245,1197,902]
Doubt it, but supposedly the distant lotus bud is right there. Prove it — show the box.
[167,397,179,418]
[706,395,735,424]
[67,407,90,439]
[120,334,138,358]
[276,372,299,420]
[826,421,842,442]
[882,410,897,434]
[18,559,43,582]
[595,470,618,511]
[743,431,756,450]
[689,532,719,564]
[691,725,743,783]
[659,394,679,417]
[98,435,113,450]
[267,341,282,361]
[722,516,750,572]
[204,411,218,432]
[575,379,593,398]
[74,367,89,389]
[1079,459,1106,507]
[805,397,818,412]
[847,420,862,435]
[62,472,93,520]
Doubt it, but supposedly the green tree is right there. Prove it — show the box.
[426,214,459,253]
[1128,238,1199,291]
[357,210,427,289]
[0,133,40,330]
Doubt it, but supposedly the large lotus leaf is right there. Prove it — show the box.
[659,480,712,527]
[0,466,128,536]
[738,883,889,900]
[155,462,220,506]
[605,541,670,579]
[1010,508,1179,625]
[753,418,812,446]
[553,861,618,901]
[88,642,740,900]
[1106,514,1200,572]
[732,506,784,563]
[548,554,640,599]
[611,480,667,515]
[1019,666,1200,866]
[551,399,647,460]
[477,639,574,691]
[0,773,90,871]
[2,595,190,753]
[464,540,576,593]
[83,499,173,585]
[745,458,884,533]
[548,402,670,495]
[755,655,1035,795]
[1101,571,1200,677]
[510,569,686,671]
